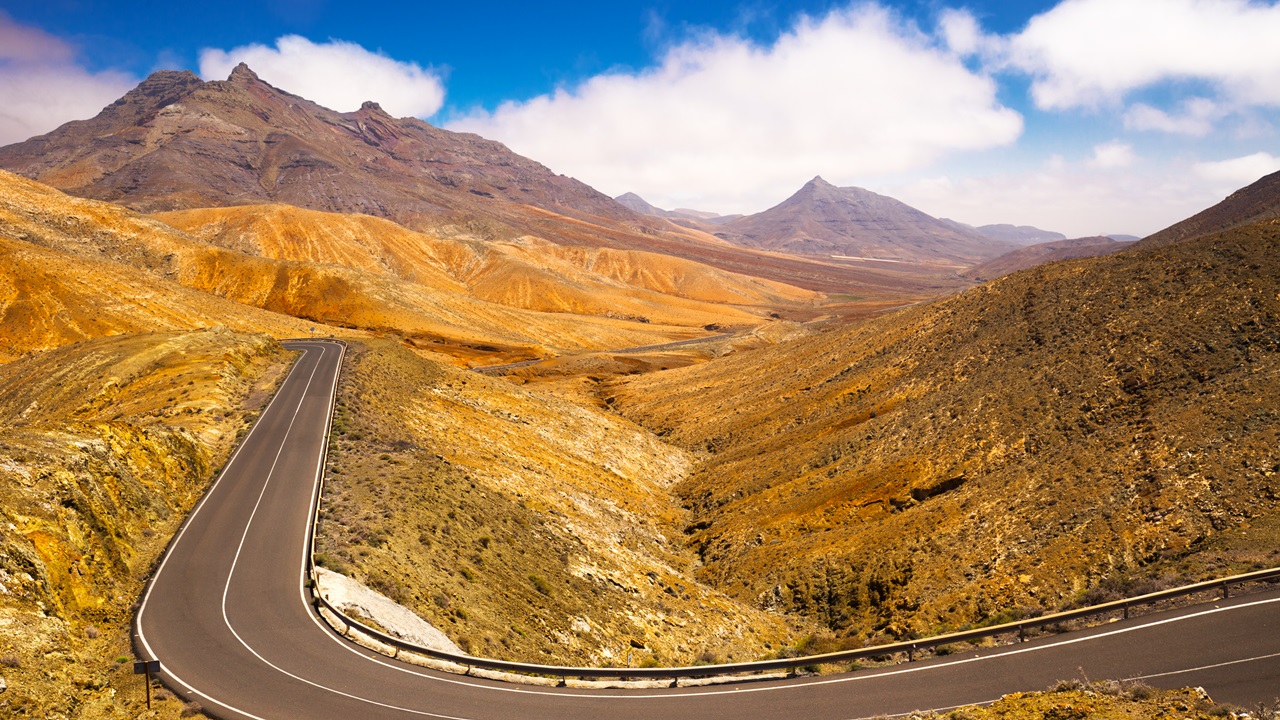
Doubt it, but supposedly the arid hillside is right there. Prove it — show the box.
[962,236,1133,281]
[611,221,1280,644]
[155,203,815,320]
[0,170,786,364]
[0,330,292,718]
[313,340,806,666]
[0,66,961,298]
[1142,167,1280,248]
[0,173,326,361]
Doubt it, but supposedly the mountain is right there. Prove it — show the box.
[0,65,639,228]
[0,66,958,297]
[948,221,1067,245]
[0,169,808,364]
[961,236,1134,281]
[1141,168,1280,248]
[611,219,1279,644]
[615,192,742,225]
[721,177,1014,265]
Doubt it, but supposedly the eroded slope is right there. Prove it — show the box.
[313,340,806,666]
[612,221,1280,645]
[0,330,292,718]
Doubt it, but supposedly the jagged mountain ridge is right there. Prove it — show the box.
[0,64,639,226]
[0,66,959,296]
[721,176,1015,265]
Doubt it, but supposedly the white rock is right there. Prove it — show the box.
[315,568,462,654]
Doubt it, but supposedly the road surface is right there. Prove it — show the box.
[135,340,1280,719]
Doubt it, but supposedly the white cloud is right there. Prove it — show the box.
[1124,97,1222,136]
[890,157,1226,239]
[938,9,984,56]
[199,36,445,118]
[0,13,136,145]
[1089,140,1137,169]
[1007,0,1280,110]
[450,4,1021,214]
[1193,151,1280,184]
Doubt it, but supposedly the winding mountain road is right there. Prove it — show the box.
[135,340,1280,719]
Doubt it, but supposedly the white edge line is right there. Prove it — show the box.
[135,342,326,720]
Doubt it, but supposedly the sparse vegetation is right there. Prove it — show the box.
[0,330,292,718]
[613,221,1280,647]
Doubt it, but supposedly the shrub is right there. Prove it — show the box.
[528,574,552,596]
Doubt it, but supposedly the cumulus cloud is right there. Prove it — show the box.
[199,36,445,118]
[1124,98,1222,136]
[0,13,136,145]
[450,4,1022,213]
[1193,151,1280,184]
[890,155,1227,239]
[1007,0,1280,111]
[1089,140,1137,169]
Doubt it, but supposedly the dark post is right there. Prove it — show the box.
[133,660,160,709]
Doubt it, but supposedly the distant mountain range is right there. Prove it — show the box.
[961,236,1135,281]
[716,177,1016,265]
[614,192,741,225]
[619,179,1022,266]
[0,65,946,295]
[942,220,1066,245]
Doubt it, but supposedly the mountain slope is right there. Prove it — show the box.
[0,173,325,361]
[610,220,1280,643]
[1141,168,1280,247]
[0,330,293,717]
[722,177,1013,264]
[0,68,978,298]
[155,204,815,315]
[0,170,751,362]
[0,65,638,227]
[962,236,1133,281]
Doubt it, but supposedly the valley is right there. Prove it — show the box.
[0,53,1277,719]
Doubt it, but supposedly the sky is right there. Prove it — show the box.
[2,0,1278,237]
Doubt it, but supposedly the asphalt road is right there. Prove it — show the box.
[136,340,1280,719]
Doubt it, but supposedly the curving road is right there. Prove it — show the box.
[135,340,1280,719]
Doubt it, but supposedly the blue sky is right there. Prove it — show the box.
[2,0,1279,236]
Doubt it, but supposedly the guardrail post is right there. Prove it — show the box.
[1222,583,1230,600]
[1123,603,1129,620]
[1017,624,1025,642]
[908,644,916,662]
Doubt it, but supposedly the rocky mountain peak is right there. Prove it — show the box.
[228,62,260,83]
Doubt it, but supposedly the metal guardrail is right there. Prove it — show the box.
[301,339,1280,682]
[309,566,1280,682]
